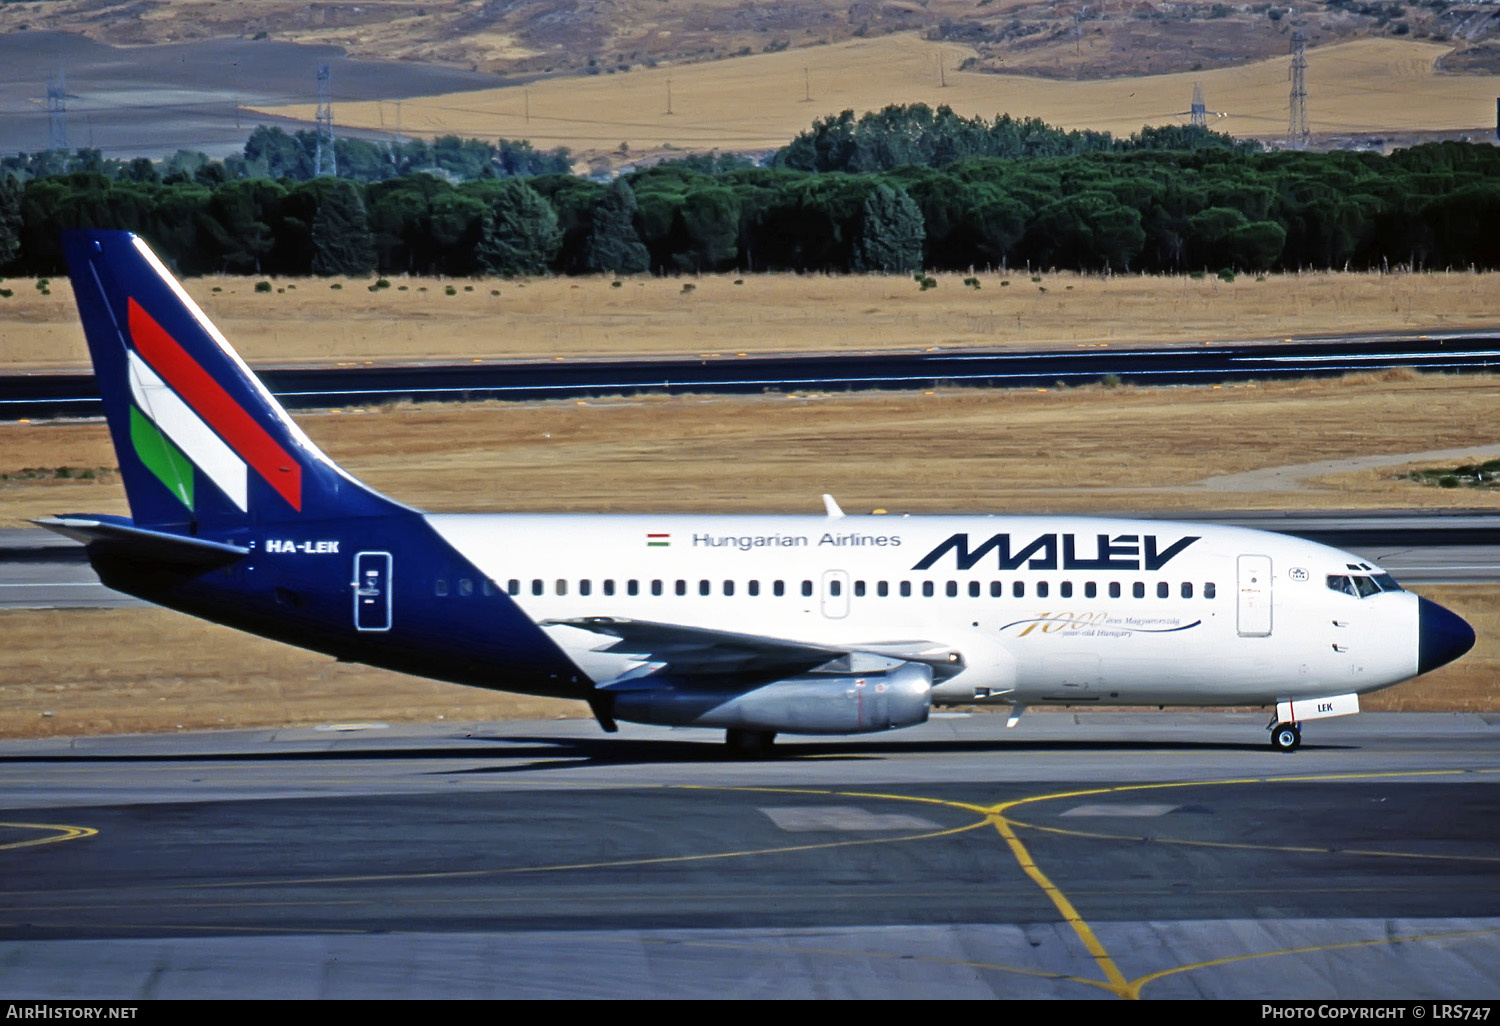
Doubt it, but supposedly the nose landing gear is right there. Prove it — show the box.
[1269,720,1302,753]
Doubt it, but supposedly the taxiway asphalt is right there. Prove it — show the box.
[8,335,1500,420]
[1,712,1497,999]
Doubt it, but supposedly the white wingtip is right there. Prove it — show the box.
[822,494,845,519]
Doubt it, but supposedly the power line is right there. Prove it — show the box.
[46,70,66,152]
[315,63,336,176]
[1288,28,1309,151]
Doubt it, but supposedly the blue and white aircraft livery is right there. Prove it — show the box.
[44,231,1476,754]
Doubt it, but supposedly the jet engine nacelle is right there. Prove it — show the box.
[610,662,933,735]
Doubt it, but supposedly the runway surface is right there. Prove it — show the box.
[1,712,1497,999]
[7,334,1500,420]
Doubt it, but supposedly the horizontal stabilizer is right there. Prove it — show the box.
[34,516,249,567]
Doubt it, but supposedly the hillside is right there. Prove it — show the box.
[251,34,1500,163]
[3,0,1500,82]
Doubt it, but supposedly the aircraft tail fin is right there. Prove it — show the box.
[62,231,407,532]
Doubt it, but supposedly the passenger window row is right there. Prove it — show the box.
[433,577,1219,600]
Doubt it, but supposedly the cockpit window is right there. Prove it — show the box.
[1328,572,1402,598]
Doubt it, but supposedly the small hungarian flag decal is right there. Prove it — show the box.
[646,533,670,547]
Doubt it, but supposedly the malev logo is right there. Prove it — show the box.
[912,532,1200,572]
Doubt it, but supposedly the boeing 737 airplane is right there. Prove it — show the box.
[42,231,1475,754]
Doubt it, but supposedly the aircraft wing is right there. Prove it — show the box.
[541,616,964,689]
[541,616,843,684]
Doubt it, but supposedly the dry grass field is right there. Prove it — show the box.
[253,34,1500,160]
[0,606,577,738]
[6,268,1500,372]
[3,370,1499,738]
[6,373,1500,525]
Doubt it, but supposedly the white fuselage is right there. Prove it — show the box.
[426,513,1421,709]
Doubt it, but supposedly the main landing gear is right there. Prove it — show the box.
[725,728,777,757]
[1269,720,1302,753]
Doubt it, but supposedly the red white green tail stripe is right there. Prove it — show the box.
[127,349,247,511]
[122,295,301,514]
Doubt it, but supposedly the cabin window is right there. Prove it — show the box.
[1061,581,1073,598]
[482,579,495,596]
[1156,581,1168,599]
[435,579,449,597]
[968,581,981,598]
[1181,582,1193,599]
[578,580,591,597]
[699,580,711,596]
[1037,581,1049,598]
[722,580,734,596]
[854,581,866,597]
[830,580,843,597]
[774,580,785,597]
[990,581,1003,598]
[675,580,687,596]
[1085,582,1097,598]
[946,581,958,598]
[802,580,813,597]
[1013,581,1025,598]
[555,579,568,596]
[1132,582,1144,599]
[1109,582,1121,598]
[603,580,615,597]
[1205,582,1217,599]
[625,579,637,596]
[532,579,544,596]
[749,580,760,596]
[922,581,935,598]
[650,579,662,596]
[900,581,912,597]
[878,581,889,597]
[457,578,472,597]
[507,579,520,596]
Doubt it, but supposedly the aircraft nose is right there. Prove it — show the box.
[1418,596,1476,675]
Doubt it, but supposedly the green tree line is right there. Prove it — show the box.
[772,105,1263,173]
[2,108,1499,278]
[0,127,572,186]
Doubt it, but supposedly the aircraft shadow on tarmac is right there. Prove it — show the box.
[439,733,1351,772]
[0,734,1351,768]
[0,548,90,565]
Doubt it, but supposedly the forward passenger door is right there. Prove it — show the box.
[1237,554,1272,637]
